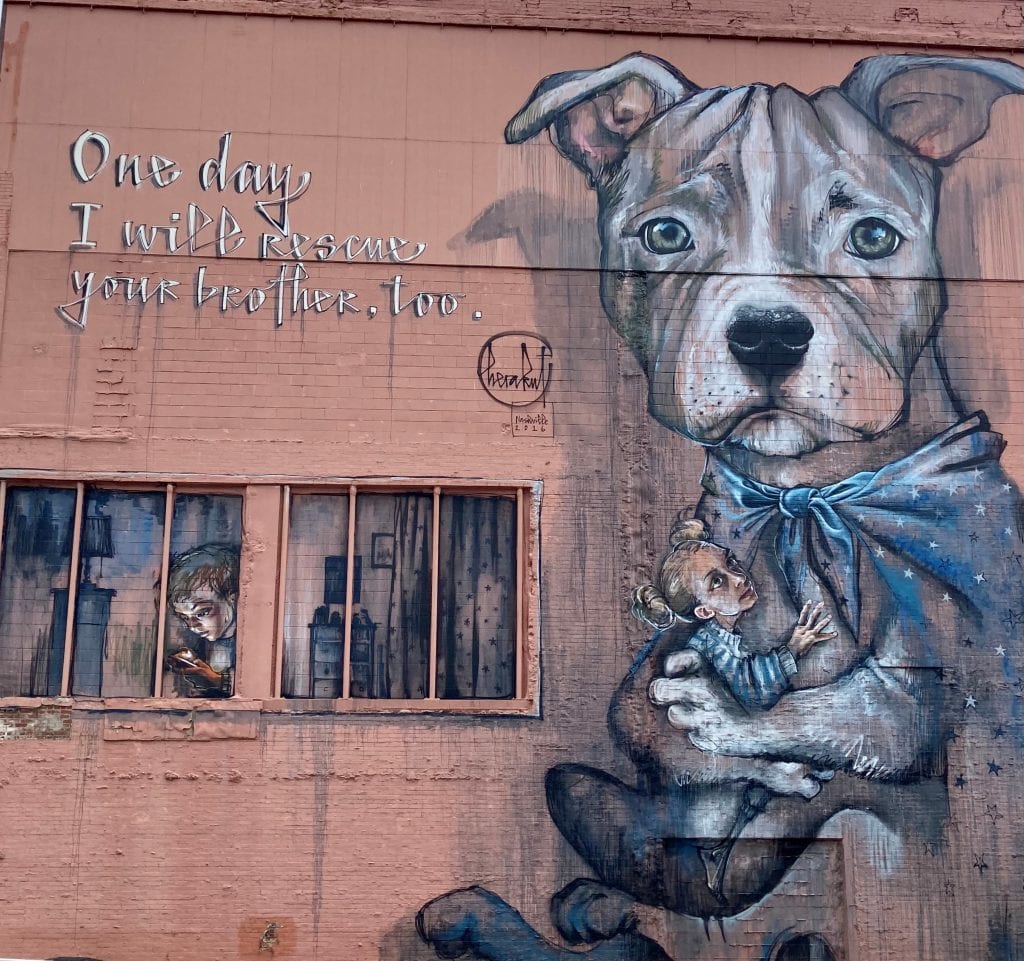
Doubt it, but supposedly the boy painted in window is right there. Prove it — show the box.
[164,543,239,697]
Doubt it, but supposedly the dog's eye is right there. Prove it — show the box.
[639,218,694,255]
[847,218,902,260]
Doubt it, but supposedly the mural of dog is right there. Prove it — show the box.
[419,53,1024,960]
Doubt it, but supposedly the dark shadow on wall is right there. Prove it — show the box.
[453,187,705,642]
[450,189,604,408]
[452,189,600,271]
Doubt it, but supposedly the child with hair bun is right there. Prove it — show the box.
[629,513,838,895]
[632,516,836,711]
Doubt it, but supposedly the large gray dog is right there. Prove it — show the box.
[419,54,1024,961]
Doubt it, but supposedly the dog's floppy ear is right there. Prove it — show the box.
[842,55,1024,164]
[505,53,699,186]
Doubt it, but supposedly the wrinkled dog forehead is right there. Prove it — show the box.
[506,53,1024,204]
[611,84,936,224]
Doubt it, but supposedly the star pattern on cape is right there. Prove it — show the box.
[695,412,1024,805]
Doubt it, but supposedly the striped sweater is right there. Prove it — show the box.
[687,619,798,710]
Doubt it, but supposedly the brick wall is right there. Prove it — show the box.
[2,7,1024,961]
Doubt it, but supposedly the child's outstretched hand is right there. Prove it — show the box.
[788,601,837,656]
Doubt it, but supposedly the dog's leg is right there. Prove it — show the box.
[651,658,943,778]
[546,763,753,919]
[416,886,671,961]
[546,765,912,919]
[547,763,699,905]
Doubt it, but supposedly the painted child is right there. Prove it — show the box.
[163,543,239,698]
[630,516,837,894]
[632,517,836,714]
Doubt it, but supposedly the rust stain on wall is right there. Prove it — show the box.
[238,916,298,960]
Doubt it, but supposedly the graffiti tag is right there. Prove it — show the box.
[477,333,552,408]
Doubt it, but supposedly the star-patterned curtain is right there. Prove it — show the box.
[436,495,517,699]
[382,494,433,698]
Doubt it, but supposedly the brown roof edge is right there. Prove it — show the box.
[10,0,1024,53]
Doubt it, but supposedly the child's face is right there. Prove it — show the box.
[686,544,757,620]
[172,588,237,642]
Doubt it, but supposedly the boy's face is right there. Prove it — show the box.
[687,544,757,620]
[172,588,237,642]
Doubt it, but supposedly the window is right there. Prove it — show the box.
[0,477,537,713]
[278,484,528,706]
[0,482,242,699]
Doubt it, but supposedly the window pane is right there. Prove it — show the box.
[70,489,167,697]
[162,494,242,698]
[282,493,350,698]
[436,495,517,699]
[0,487,76,696]
[356,493,432,699]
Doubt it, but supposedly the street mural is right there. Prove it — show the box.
[416,53,1024,961]
[9,16,1024,958]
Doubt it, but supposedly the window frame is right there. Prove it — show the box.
[272,481,535,712]
[0,477,246,699]
[0,473,541,717]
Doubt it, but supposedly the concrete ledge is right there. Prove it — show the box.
[101,706,260,740]
[15,0,1024,51]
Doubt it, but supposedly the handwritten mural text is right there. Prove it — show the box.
[55,130,478,330]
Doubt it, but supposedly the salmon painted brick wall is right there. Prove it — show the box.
[2,6,1024,961]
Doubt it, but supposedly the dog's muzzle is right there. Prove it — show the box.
[726,305,814,378]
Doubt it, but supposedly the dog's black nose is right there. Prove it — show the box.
[726,305,814,377]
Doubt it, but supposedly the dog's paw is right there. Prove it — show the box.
[416,885,560,960]
[550,877,639,945]
[687,731,721,754]
[755,762,823,799]
[416,887,492,958]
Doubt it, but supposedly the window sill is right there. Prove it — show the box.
[0,695,540,741]
[68,696,262,712]
[0,697,261,741]
[82,698,261,741]
[262,697,539,717]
